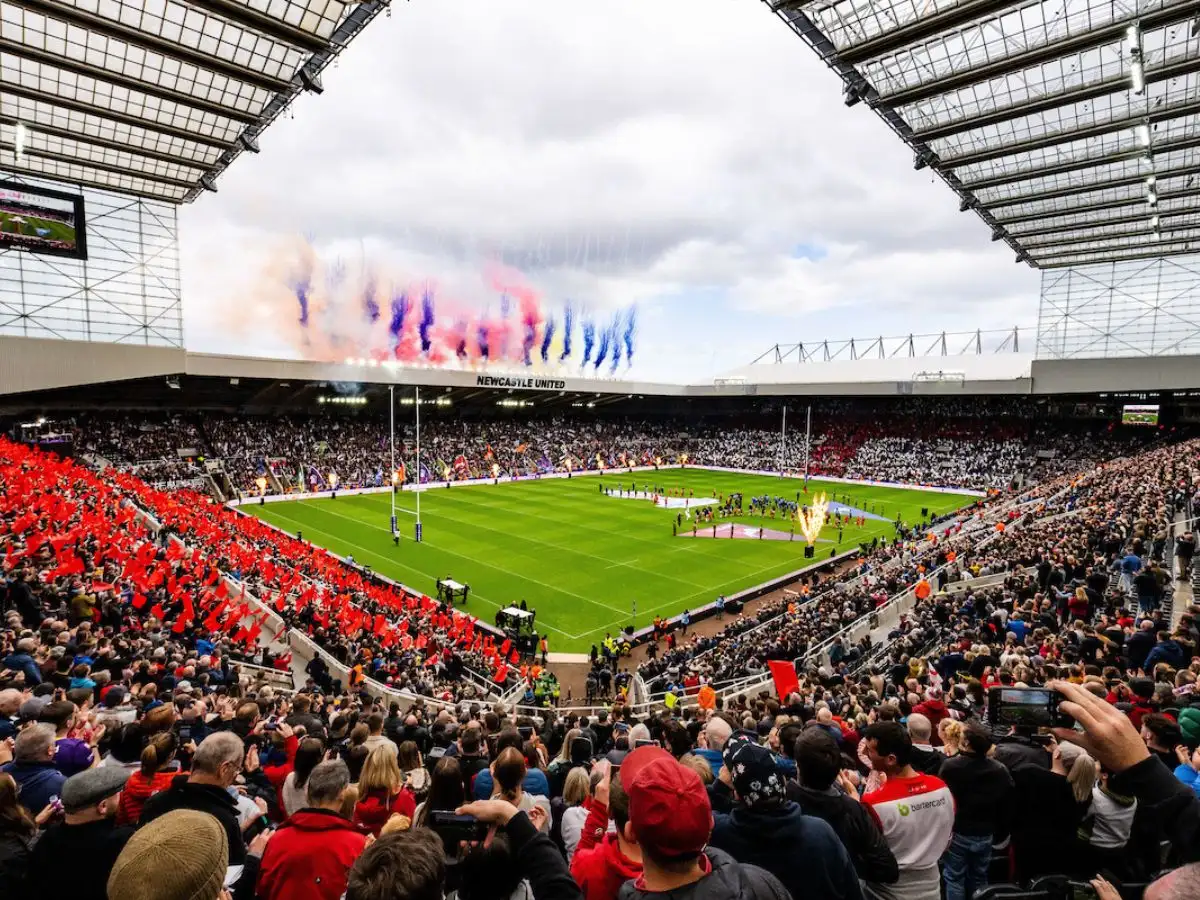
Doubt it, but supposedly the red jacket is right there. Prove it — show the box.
[570,797,641,900]
[352,787,416,836]
[117,769,185,826]
[256,809,368,900]
[912,699,950,743]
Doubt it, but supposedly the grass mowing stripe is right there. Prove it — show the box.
[303,499,632,617]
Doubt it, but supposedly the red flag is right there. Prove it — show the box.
[767,660,800,701]
[500,639,512,658]
[493,663,508,683]
[131,592,147,610]
[509,649,521,665]
[150,603,166,620]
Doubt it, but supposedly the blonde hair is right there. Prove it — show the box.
[938,719,964,754]
[380,814,411,835]
[1057,743,1098,803]
[562,767,590,806]
[359,745,402,796]
[679,753,714,785]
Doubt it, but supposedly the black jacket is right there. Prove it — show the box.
[25,819,134,900]
[140,774,246,864]
[618,847,790,900]
[711,801,864,900]
[506,808,585,900]
[1110,754,1200,863]
[0,830,31,898]
[909,745,946,776]
[939,752,1014,837]
[786,782,899,884]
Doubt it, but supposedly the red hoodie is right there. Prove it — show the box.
[257,808,368,900]
[570,797,642,900]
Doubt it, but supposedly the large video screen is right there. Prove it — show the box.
[1122,404,1160,426]
[0,180,87,260]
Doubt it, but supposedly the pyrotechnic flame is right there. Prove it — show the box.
[799,493,829,546]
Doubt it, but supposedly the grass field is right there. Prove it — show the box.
[244,469,976,651]
[0,210,76,245]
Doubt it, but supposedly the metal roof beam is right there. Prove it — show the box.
[0,163,184,202]
[883,2,1200,109]
[941,96,1200,169]
[0,80,234,151]
[985,163,1200,209]
[1037,245,1200,268]
[1023,226,1192,252]
[993,186,1195,224]
[963,134,1200,192]
[916,56,1200,144]
[0,39,258,125]
[0,141,197,190]
[182,0,331,53]
[835,0,1022,66]
[1007,203,1199,237]
[10,0,293,95]
[0,114,210,171]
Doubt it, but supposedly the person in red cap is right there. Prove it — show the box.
[615,745,789,900]
[571,758,642,900]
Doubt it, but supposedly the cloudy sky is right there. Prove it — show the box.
[179,0,1041,383]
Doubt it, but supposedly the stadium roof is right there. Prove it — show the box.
[0,0,389,203]
[767,0,1200,269]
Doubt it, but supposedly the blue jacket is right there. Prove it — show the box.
[0,760,66,815]
[472,767,550,800]
[712,801,864,900]
[1174,764,1200,799]
[1145,640,1188,671]
[1,652,41,685]
[694,747,725,775]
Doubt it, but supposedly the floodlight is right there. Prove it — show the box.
[1150,215,1160,229]
[1131,58,1146,95]
[1135,124,1152,147]
[1147,190,1158,206]
[1146,174,1156,188]
[14,122,26,162]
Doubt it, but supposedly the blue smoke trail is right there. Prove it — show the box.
[610,314,622,374]
[295,278,311,327]
[388,292,409,351]
[559,305,574,361]
[582,319,596,366]
[477,323,490,360]
[623,306,637,367]
[419,289,435,354]
[363,278,380,324]
[593,322,611,371]
[540,317,556,363]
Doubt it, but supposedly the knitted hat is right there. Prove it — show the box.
[107,810,228,900]
[1179,707,1200,745]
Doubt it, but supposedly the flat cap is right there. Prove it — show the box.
[61,766,130,813]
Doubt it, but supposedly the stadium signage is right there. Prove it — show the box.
[475,375,567,390]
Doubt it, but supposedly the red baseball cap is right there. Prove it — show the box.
[625,754,712,859]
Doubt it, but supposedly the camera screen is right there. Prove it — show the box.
[996,689,1053,727]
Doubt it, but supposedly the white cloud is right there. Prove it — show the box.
[179,0,1039,380]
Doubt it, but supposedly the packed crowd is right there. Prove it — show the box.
[52,399,1160,497]
[1,423,1199,900]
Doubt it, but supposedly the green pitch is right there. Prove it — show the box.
[243,470,975,651]
[0,210,76,244]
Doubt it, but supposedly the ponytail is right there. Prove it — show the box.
[141,732,177,776]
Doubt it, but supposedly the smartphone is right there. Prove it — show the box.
[430,811,489,842]
[264,723,279,732]
[986,687,1074,729]
[1069,882,1098,900]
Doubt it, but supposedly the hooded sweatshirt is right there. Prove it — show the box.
[256,808,368,900]
[617,847,790,900]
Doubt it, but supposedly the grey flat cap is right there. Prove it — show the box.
[61,766,130,813]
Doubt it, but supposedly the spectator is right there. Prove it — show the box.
[353,744,417,837]
[905,714,945,776]
[107,809,228,900]
[695,715,731,775]
[860,722,955,900]
[570,760,642,900]
[413,756,465,830]
[789,728,898,885]
[398,740,429,800]
[1,724,66,815]
[617,746,789,900]
[492,746,551,833]
[257,759,368,900]
[557,766,591,863]
[938,722,1013,900]
[710,736,863,900]
[474,730,551,800]
[0,772,35,896]
[39,699,97,776]
[116,731,183,826]
[140,731,270,895]
[25,766,133,900]
[281,737,326,819]
[362,713,398,759]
